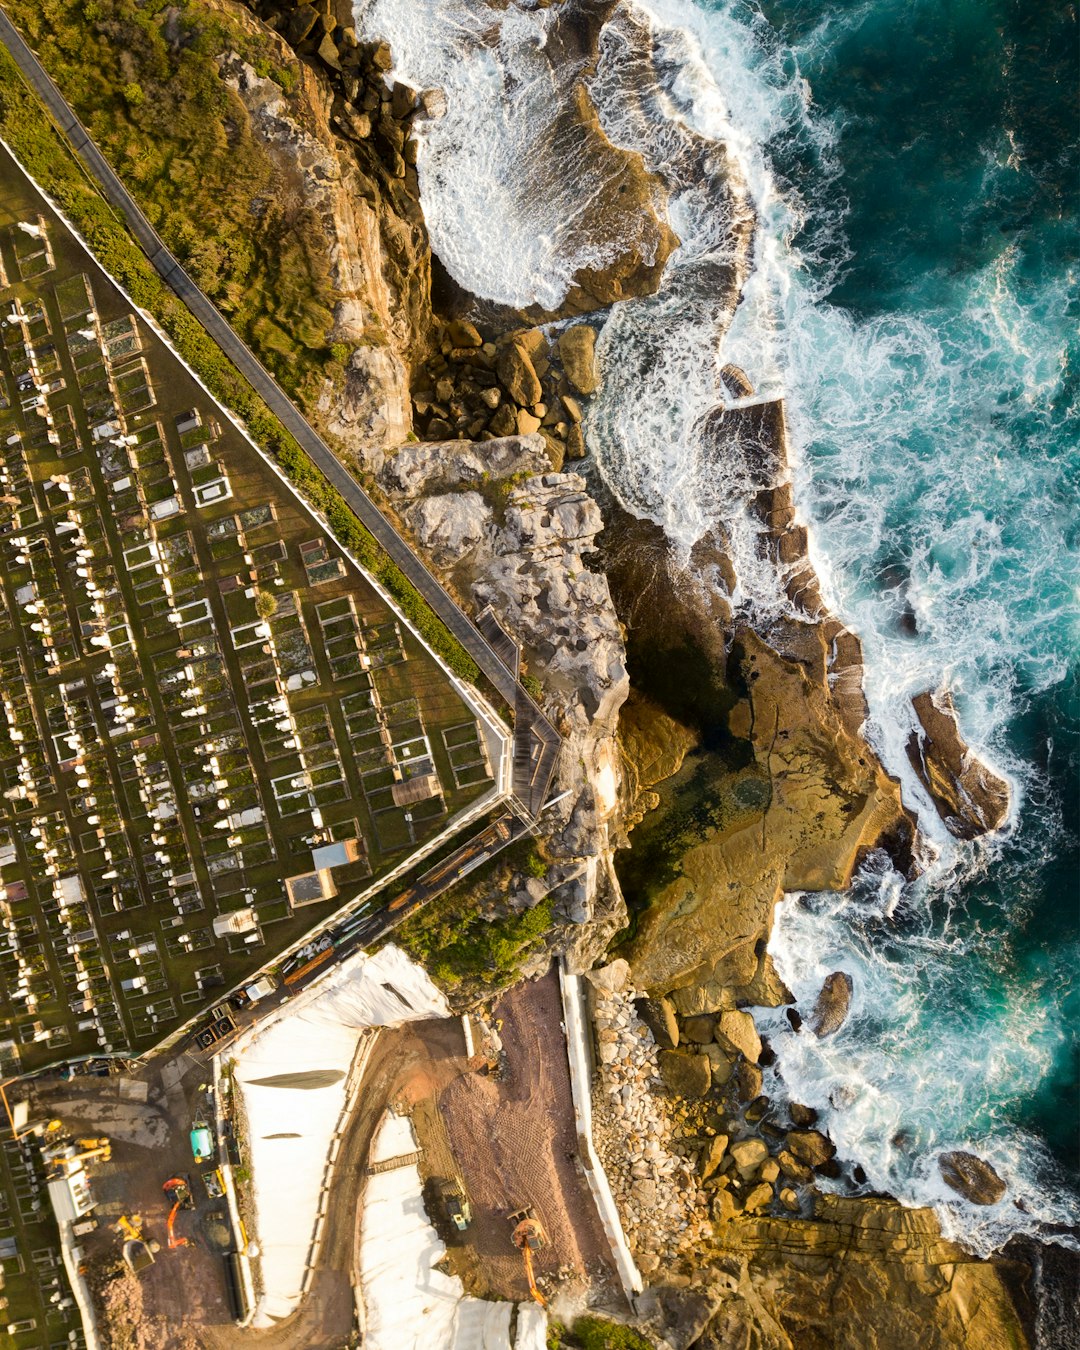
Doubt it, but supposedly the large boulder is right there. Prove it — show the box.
[683,1014,717,1044]
[700,1134,729,1179]
[733,1060,763,1103]
[658,1049,712,1099]
[715,1010,761,1063]
[497,339,543,407]
[786,1129,836,1169]
[729,1137,769,1179]
[938,1151,1007,1205]
[906,690,1010,839]
[635,995,679,1049]
[405,492,490,567]
[557,325,599,394]
[811,971,853,1037]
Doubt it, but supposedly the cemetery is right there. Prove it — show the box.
[0,157,502,1078]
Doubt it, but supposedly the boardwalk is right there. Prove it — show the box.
[0,6,560,815]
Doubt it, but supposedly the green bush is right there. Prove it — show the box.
[573,1317,656,1350]
[395,891,554,987]
[0,46,479,686]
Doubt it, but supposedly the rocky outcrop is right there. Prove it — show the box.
[218,5,432,455]
[811,971,853,1038]
[625,624,914,994]
[662,1195,1030,1350]
[939,1151,1008,1206]
[379,434,630,963]
[409,319,595,471]
[907,690,1011,839]
[558,324,600,395]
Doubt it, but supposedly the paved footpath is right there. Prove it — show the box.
[0,7,561,813]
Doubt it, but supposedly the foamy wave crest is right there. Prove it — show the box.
[353,0,662,310]
[761,854,1080,1257]
[585,0,797,616]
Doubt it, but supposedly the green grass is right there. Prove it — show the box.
[0,43,480,684]
[5,0,325,399]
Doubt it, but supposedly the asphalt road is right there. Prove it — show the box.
[0,7,561,812]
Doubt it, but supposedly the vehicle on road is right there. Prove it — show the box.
[232,974,277,1008]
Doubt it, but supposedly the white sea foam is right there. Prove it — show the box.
[354,0,664,310]
[762,857,1080,1256]
[349,0,1078,1254]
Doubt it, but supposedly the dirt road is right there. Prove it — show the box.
[29,966,614,1347]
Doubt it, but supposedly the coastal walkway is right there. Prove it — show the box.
[0,6,561,817]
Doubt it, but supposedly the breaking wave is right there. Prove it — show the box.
[351,0,1080,1255]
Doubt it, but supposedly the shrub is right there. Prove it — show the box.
[573,1317,656,1350]
[0,46,480,686]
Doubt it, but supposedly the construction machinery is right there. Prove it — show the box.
[115,1214,158,1274]
[202,1168,225,1200]
[508,1207,548,1309]
[190,1121,214,1162]
[439,1180,471,1232]
[163,1176,193,1250]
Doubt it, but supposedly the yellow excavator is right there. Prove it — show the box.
[508,1207,548,1309]
[115,1214,158,1274]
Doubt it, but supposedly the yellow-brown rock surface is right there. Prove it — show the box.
[627,626,914,993]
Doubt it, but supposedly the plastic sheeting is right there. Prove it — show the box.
[358,1112,543,1350]
[359,1113,461,1350]
[453,1299,513,1349]
[233,945,449,1324]
[514,1304,548,1350]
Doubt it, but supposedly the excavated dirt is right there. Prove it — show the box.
[435,968,615,1302]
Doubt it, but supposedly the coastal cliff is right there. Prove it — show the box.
[214,2,1035,1341]
[1,0,1044,1343]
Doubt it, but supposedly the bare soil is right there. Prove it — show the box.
[30,965,614,1347]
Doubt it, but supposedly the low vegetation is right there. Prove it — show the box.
[5,0,333,402]
[0,44,479,683]
[548,1317,656,1350]
[393,841,554,987]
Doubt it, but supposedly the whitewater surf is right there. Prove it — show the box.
[354,0,1079,1258]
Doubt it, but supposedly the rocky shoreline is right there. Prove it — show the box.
[186,1,1046,1343]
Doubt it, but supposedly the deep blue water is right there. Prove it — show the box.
[726,0,1079,1251]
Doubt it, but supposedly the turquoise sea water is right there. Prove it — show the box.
[707,0,1079,1250]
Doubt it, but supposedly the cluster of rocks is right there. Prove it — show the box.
[643,995,843,1218]
[586,964,714,1272]
[584,961,849,1284]
[411,319,599,471]
[246,0,424,184]
[379,435,629,959]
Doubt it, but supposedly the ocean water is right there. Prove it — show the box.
[354,0,1079,1255]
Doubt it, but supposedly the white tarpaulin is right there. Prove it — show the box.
[359,1112,542,1350]
[233,945,449,1324]
[453,1299,513,1349]
[359,1113,462,1350]
[514,1304,548,1350]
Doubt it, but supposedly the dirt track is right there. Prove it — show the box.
[31,966,614,1347]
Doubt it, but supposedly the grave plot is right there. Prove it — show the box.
[0,150,501,1073]
[0,1135,87,1350]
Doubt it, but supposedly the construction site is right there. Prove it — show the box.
[1,956,628,1350]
